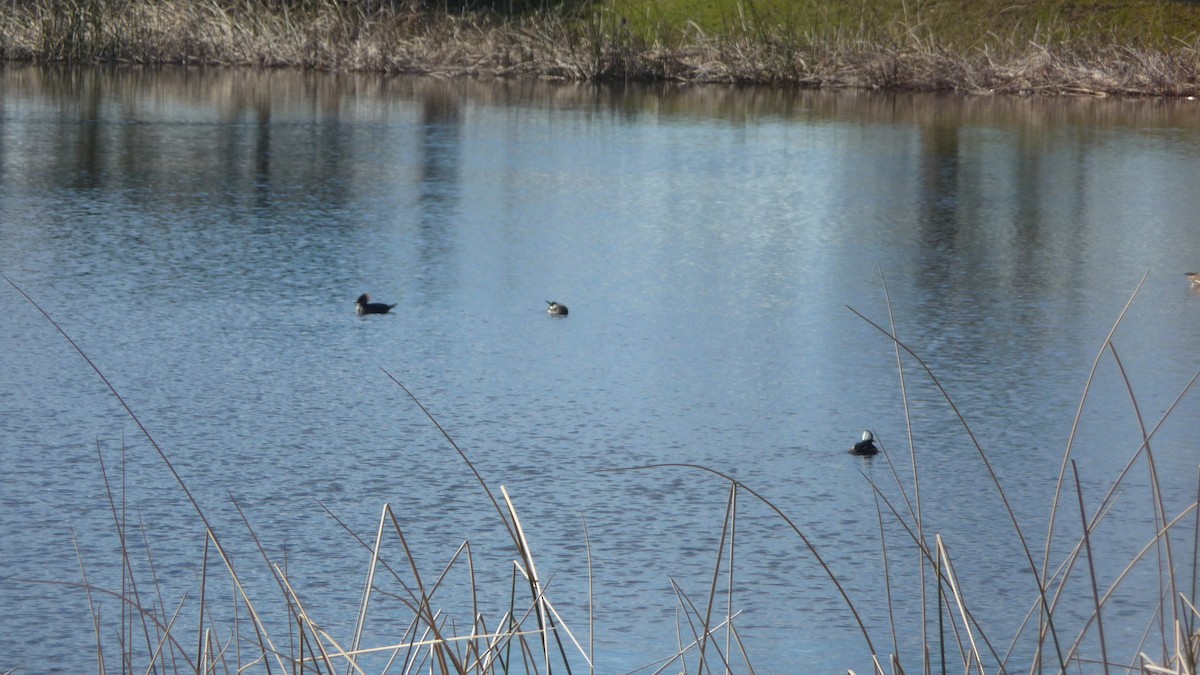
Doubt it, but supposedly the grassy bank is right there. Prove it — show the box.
[1,0,1199,94]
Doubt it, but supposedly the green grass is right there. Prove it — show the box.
[604,0,1200,49]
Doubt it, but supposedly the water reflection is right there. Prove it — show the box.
[1,64,1199,674]
[415,82,462,300]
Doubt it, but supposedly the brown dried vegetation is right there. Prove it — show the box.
[1,0,1199,95]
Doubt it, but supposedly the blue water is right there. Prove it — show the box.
[2,67,1199,673]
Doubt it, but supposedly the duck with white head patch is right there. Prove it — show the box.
[849,430,879,456]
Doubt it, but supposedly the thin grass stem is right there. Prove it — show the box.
[1071,460,1110,674]
[603,462,879,656]
[1042,270,1149,601]
[3,273,285,673]
[846,303,1065,671]
[347,505,389,674]
[1108,341,1180,658]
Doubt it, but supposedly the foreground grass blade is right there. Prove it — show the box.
[846,303,1065,671]
[605,462,879,657]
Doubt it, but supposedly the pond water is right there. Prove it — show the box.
[1,65,1199,673]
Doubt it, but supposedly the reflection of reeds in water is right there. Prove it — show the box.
[1,0,1199,95]
[6,267,1200,673]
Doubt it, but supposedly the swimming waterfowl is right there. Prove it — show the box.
[356,293,396,315]
[546,301,568,316]
[849,430,879,456]
[1187,272,1200,287]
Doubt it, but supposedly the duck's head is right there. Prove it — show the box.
[861,430,874,443]
[356,293,370,306]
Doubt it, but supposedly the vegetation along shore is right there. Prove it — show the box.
[2,0,1200,95]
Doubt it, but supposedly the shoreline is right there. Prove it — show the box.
[1,2,1199,96]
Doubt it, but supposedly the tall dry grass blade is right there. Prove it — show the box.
[725,616,757,675]
[410,540,489,670]
[273,562,351,673]
[697,483,737,670]
[467,612,508,673]
[936,541,946,675]
[385,373,579,667]
[133,507,174,672]
[12,575,196,670]
[314,498,423,614]
[200,627,211,673]
[383,375,576,670]
[500,485,553,672]
[934,535,984,672]
[382,369,518,546]
[1195,467,1200,604]
[858,469,1006,667]
[726,487,738,673]
[1043,271,1149,589]
[1005,483,1131,663]
[208,626,235,671]
[383,503,463,674]
[1109,341,1180,657]
[1179,593,1200,672]
[70,527,106,674]
[582,515,594,675]
[460,611,498,673]
[347,505,390,675]
[1035,368,1200,667]
[466,539,482,673]
[197,534,209,672]
[871,485,900,665]
[1071,460,1110,674]
[145,595,189,673]
[1176,620,1192,675]
[667,578,734,673]
[1062,503,1200,666]
[877,268,928,664]
[507,565,592,672]
[846,303,1065,671]
[3,274,285,673]
[1190,468,1200,672]
[1131,583,1180,671]
[320,625,556,662]
[859,436,939,664]
[94,440,159,670]
[933,544,975,669]
[227,492,321,666]
[605,462,879,656]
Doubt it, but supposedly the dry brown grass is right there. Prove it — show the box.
[2,0,1200,95]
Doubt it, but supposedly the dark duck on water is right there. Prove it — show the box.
[849,430,879,456]
[546,301,568,316]
[356,293,396,315]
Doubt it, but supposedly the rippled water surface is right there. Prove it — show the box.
[2,65,1200,672]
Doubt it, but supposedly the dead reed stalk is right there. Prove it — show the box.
[2,0,1199,95]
